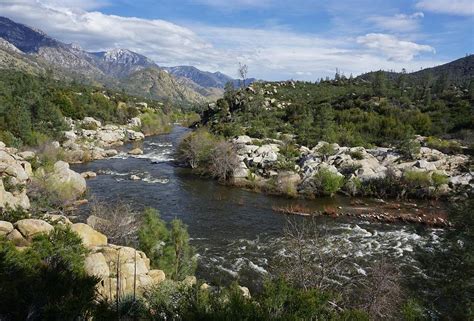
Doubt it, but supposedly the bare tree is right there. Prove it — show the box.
[274,217,356,292]
[357,259,404,320]
[238,62,248,88]
[209,141,240,182]
[87,201,140,245]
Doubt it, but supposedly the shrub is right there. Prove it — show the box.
[317,143,336,158]
[425,136,462,154]
[209,141,240,182]
[403,171,431,188]
[398,139,421,160]
[313,168,344,196]
[138,208,196,281]
[140,111,171,135]
[431,172,448,187]
[0,226,99,320]
[349,150,365,160]
[176,129,217,169]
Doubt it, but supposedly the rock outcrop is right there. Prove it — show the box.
[231,135,473,197]
[60,117,146,163]
[0,145,32,210]
[1,217,167,300]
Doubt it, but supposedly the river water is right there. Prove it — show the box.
[72,126,442,290]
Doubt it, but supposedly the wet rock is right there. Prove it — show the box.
[81,171,97,179]
[128,148,143,155]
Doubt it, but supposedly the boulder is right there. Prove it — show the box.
[47,161,87,197]
[183,276,197,287]
[71,223,107,247]
[415,160,437,171]
[128,117,142,128]
[0,180,30,210]
[15,219,53,240]
[234,136,253,145]
[126,130,145,141]
[42,214,72,225]
[0,221,14,236]
[6,229,29,246]
[148,269,166,283]
[81,171,97,179]
[63,130,77,141]
[17,151,36,160]
[128,148,144,155]
[82,117,102,128]
[84,253,110,279]
[233,162,249,178]
[104,149,119,157]
[96,130,125,146]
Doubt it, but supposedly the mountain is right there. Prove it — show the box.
[91,48,158,78]
[0,16,211,104]
[164,65,256,89]
[359,55,474,85]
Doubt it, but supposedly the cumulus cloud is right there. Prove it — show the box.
[192,0,273,9]
[357,33,435,61]
[416,0,474,16]
[369,12,424,32]
[0,0,444,80]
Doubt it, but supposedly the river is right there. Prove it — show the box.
[72,126,442,291]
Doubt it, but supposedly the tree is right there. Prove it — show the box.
[372,71,387,97]
[167,219,196,281]
[138,209,196,281]
[138,208,169,268]
[238,62,248,88]
[209,141,240,182]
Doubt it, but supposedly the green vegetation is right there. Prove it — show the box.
[425,136,462,154]
[313,168,345,196]
[138,208,197,281]
[0,70,186,147]
[415,198,474,320]
[201,73,473,148]
[0,226,99,320]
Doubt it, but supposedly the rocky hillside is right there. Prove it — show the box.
[360,55,474,85]
[0,17,212,104]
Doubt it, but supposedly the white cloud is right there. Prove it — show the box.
[192,0,273,9]
[416,0,474,16]
[357,33,435,62]
[369,12,424,32]
[0,0,444,80]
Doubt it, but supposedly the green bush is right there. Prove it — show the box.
[176,129,217,169]
[431,172,448,187]
[138,208,196,281]
[313,168,344,196]
[317,143,336,158]
[349,150,365,160]
[0,226,99,320]
[425,136,462,154]
[140,111,171,135]
[403,171,431,188]
[398,139,421,160]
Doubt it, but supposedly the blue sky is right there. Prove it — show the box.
[1,0,473,80]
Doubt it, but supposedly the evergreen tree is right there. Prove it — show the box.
[372,71,387,97]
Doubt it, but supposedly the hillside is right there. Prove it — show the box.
[0,17,214,104]
[360,55,474,85]
[201,59,474,148]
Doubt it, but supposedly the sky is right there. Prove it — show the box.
[0,0,473,80]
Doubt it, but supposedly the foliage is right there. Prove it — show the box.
[425,136,462,154]
[398,139,421,160]
[0,226,99,320]
[176,129,217,169]
[313,168,345,196]
[415,198,474,320]
[140,110,172,135]
[201,74,473,148]
[0,70,176,147]
[138,208,196,281]
[403,171,432,188]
